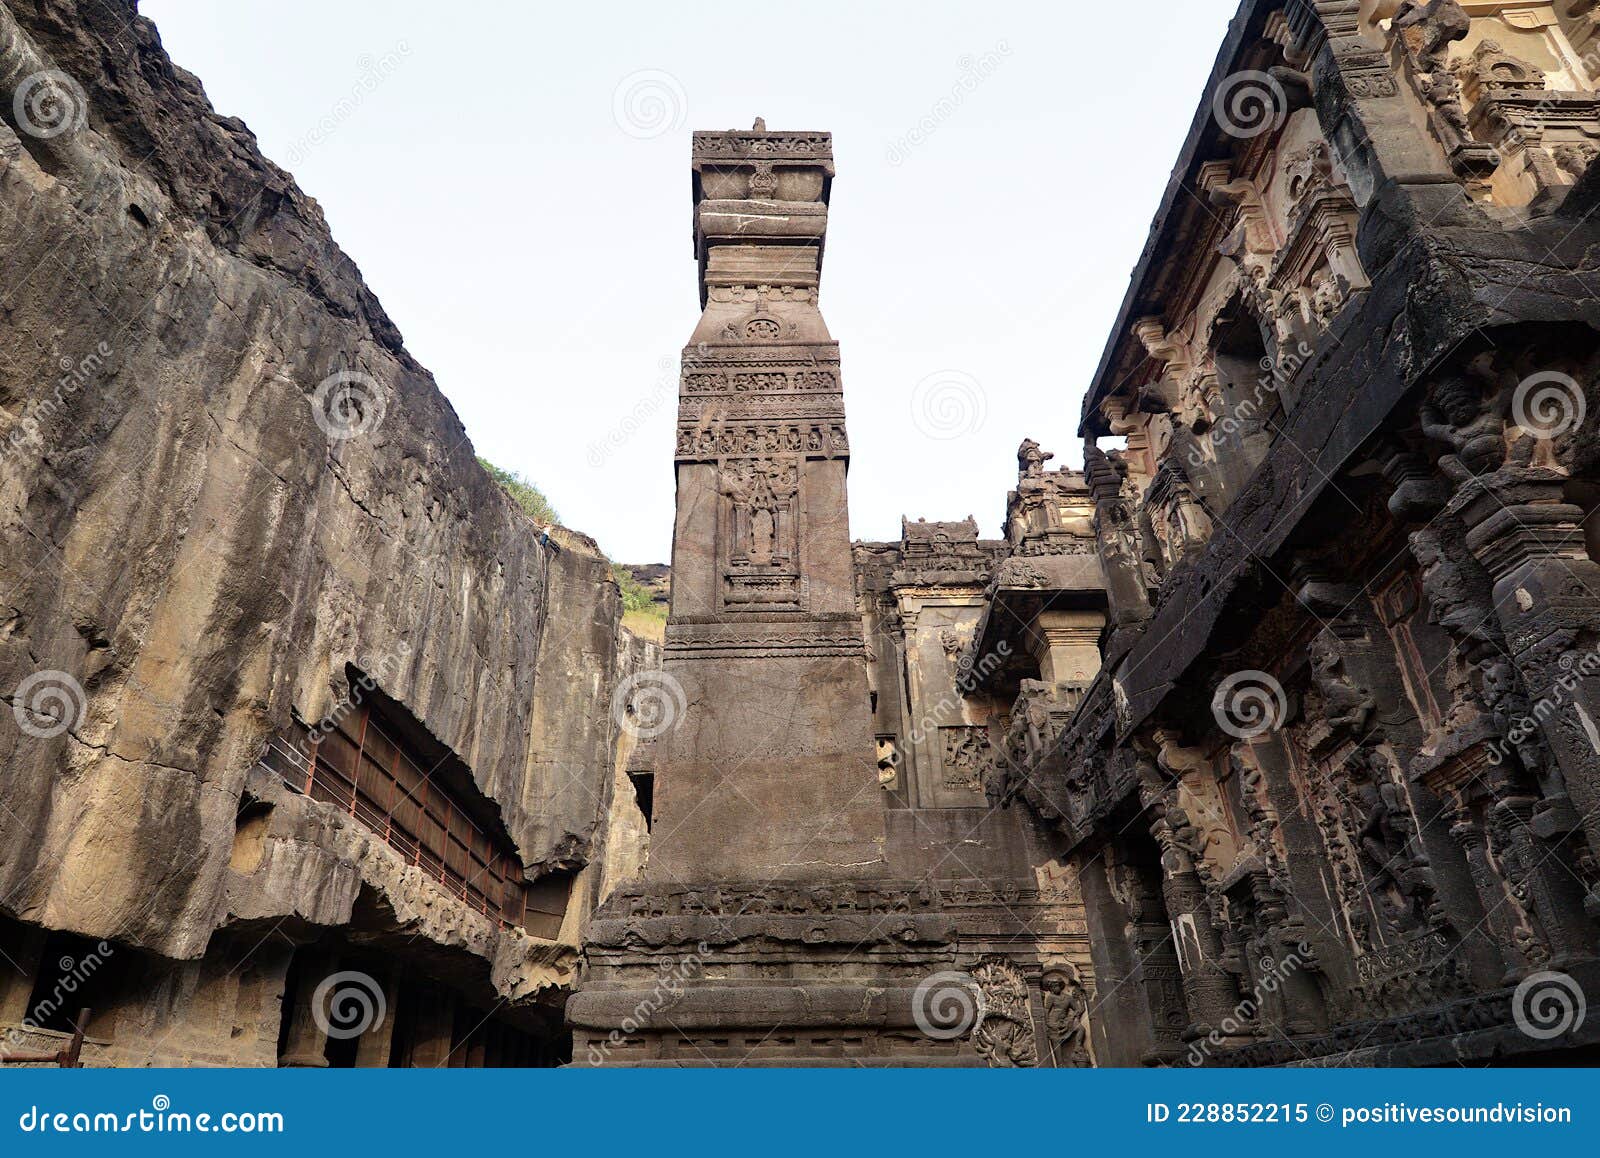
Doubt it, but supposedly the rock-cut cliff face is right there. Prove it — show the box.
[0,0,642,972]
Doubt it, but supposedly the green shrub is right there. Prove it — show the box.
[478,457,559,524]
[612,564,664,616]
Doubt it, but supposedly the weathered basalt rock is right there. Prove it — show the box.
[0,0,651,1065]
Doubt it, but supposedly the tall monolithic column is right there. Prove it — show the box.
[649,125,885,884]
[569,128,961,1067]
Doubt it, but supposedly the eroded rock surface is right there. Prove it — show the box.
[0,0,651,1064]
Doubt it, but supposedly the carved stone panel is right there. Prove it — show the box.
[940,725,992,792]
[718,459,801,611]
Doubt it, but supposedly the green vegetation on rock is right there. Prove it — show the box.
[478,457,559,524]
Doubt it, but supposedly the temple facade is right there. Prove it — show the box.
[986,0,1600,1066]
[568,128,1098,1067]
[9,0,1600,1068]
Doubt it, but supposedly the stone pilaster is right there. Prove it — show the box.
[1457,467,1600,932]
[648,124,884,884]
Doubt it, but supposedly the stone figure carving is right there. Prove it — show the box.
[942,726,991,791]
[1418,363,1507,481]
[1307,630,1375,740]
[1409,523,1499,733]
[970,956,1039,1068]
[1394,1,1470,70]
[1555,143,1599,180]
[1043,965,1091,1067]
[1018,438,1054,478]
[719,459,797,565]
[1284,140,1334,196]
[939,625,973,666]
[1410,525,1497,650]
[875,736,900,790]
[1344,746,1431,932]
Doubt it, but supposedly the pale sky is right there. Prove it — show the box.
[139,0,1238,563]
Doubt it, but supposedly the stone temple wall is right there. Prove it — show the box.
[14,0,1600,1072]
[0,0,652,1065]
[994,0,1600,1067]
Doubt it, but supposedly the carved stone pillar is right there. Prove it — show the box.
[277,947,338,1068]
[1075,850,1158,1066]
[1140,760,1249,1044]
[1085,443,1153,626]
[1442,784,1551,981]
[1109,850,1190,1064]
[1456,467,1600,933]
[1297,569,1492,962]
[649,125,883,883]
[352,969,401,1068]
[1245,731,1359,1022]
[406,986,457,1069]
[1030,609,1104,688]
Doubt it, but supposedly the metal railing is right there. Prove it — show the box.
[0,1008,89,1067]
[260,710,528,929]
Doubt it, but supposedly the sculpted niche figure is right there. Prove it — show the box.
[1043,965,1091,1067]
[719,460,794,565]
[1417,360,1507,481]
[1345,746,1430,931]
[1409,524,1498,732]
[970,956,1039,1068]
[1307,630,1375,741]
